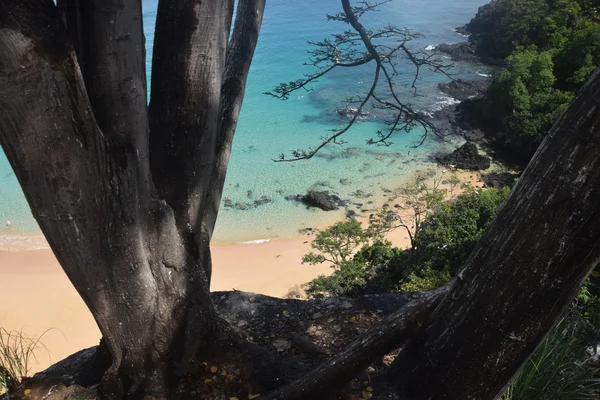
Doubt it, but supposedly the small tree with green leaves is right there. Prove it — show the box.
[372,170,447,249]
[303,219,371,297]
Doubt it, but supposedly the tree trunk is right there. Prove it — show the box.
[389,66,600,399]
[0,0,264,398]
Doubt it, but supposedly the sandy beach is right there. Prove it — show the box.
[0,236,335,374]
[0,167,486,375]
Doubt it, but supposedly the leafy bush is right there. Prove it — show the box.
[304,187,510,297]
[473,0,599,161]
[302,219,395,297]
[411,186,511,276]
[487,47,574,158]
[401,266,452,292]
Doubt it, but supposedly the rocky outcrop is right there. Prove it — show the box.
[436,142,491,170]
[302,190,346,211]
[286,191,346,211]
[438,79,489,101]
[436,43,480,64]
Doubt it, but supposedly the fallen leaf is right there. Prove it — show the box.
[210,365,218,373]
[248,394,260,399]
[282,310,291,318]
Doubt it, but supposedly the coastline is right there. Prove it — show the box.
[0,163,493,374]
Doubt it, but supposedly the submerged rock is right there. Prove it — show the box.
[436,142,491,170]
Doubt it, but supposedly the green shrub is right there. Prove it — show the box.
[304,188,510,296]
[410,187,511,276]
[401,266,452,292]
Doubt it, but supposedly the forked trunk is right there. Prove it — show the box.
[0,0,264,398]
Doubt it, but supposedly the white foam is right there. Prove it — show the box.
[430,95,461,112]
[237,239,271,244]
[425,44,436,51]
[476,71,492,78]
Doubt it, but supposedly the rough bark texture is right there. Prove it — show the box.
[263,286,448,400]
[3,1,600,399]
[0,0,265,398]
[391,67,600,400]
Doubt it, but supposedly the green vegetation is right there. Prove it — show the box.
[303,187,510,297]
[487,47,574,158]
[480,0,599,160]
[0,328,47,393]
[304,183,600,399]
[502,318,600,400]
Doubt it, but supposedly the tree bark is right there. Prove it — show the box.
[0,0,265,398]
[263,287,448,400]
[389,66,600,400]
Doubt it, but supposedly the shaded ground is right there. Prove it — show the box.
[4,291,417,400]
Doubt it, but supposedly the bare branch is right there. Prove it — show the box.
[269,0,452,161]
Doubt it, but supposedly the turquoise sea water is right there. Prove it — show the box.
[0,0,490,243]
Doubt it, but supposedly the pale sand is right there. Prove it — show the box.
[0,166,487,374]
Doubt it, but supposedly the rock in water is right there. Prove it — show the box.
[302,190,345,211]
[438,79,489,101]
[436,142,491,170]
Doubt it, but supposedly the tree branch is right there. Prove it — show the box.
[269,0,449,161]
[149,0,235,240]
[203,0,266,239]
[61,0,149,149]
[263,285,449,400]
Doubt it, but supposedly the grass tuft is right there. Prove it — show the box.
[502,318,600,400]
[0,328,49,394]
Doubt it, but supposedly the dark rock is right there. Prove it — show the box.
[299,227,315,235]
[482,171,520,189]
[436,142,491,170]
[455,26,470,36]
[234,202,249,210]
[254,195,273,207]
[247,190,253,198]
[224,198,233,208]
[301,190,346,211]
[346,210,357,219]
[436,43,480,64]
[438,79,489,101]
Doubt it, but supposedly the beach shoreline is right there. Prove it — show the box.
[0,163,492,374]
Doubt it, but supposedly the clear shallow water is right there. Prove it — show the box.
[0,0,490,243]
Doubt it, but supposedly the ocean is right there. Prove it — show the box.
[0,0,491,244]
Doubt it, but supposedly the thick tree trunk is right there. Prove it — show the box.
[389,67,600,399]
[0,0,264,398]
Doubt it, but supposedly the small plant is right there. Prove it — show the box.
[400,265,452,292]
[502,318,600,400]
[0,328,49,393]
[447,173,461,196]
